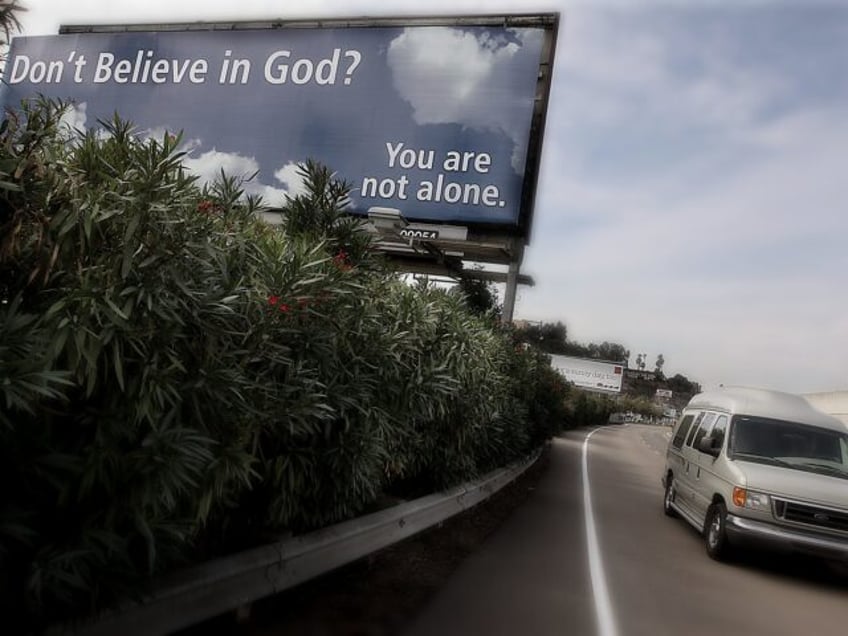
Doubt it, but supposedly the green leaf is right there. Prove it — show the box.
[113,344,125,391]
[105,297,128,321]
[83,206,94,240]
[121,214,141,278]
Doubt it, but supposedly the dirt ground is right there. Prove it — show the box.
[178,446,551,636]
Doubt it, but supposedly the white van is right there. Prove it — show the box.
[662,387,848,561]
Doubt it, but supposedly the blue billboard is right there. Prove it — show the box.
[1,16,557,235]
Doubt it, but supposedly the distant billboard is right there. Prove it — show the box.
[550,355,624,394]
[1,15,557,237]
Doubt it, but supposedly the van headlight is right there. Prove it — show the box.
[732,487,771,511]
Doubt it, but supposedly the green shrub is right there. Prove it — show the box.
[0,100,570,629]
[566,390,616,427]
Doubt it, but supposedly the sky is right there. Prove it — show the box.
[7,0,848,394]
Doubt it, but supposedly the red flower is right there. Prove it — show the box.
[197,199,214,213]
[268,295,280,306]
[278,303,291,313]
[333,249,353,271]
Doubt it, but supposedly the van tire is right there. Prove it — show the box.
[705,502,732,560]
[663,477,678,518]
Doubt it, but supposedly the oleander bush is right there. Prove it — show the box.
[0,98,584,631]
[566,390,616,427]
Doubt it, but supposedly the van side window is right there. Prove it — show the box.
[711,415,728,449]
[672,415,695,449]
[685,412,705,447]
[691,412,718,449]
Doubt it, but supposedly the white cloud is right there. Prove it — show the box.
[182,149,279,202]
[274,162,308,199]
[58,101,87,135]
[555,8,786,137]
[519,102,848,393]
[387,26,538,172]
[182,149,309,206]
[388,28,515,121]
[142,126,173,142]
[141,126,203,153]
[515,4,848,393]
[183,149,260,184]
[251,183,290,206]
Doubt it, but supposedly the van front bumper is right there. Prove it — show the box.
[726,514,848,560]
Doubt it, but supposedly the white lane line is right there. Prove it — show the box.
[582,429,620,636]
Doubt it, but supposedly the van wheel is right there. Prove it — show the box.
[705,502,732,560]
[663,477,678,518]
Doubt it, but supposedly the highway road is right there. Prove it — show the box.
[403,424,848,636]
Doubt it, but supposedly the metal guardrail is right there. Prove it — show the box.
[58,447,543,636]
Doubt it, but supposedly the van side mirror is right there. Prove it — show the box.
[697,436,721,458]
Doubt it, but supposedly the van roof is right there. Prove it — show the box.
[686,387,847,432]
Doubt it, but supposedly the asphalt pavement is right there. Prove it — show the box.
[403,424,848,636]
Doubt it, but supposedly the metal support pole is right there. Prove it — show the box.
[501,243,524,323]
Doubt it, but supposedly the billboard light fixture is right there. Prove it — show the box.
[367,207,408,233]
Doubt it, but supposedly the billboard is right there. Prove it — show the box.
[550,355,624,394]
[1,15,557,237]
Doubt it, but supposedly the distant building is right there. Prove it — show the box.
[624,368,655,381]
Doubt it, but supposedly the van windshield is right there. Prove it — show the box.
[729,416,848,480]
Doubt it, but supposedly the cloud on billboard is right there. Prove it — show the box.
[182,148,307,204]
[58,101,88,135]
[273,162,308,199]
[387,26,542,174]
